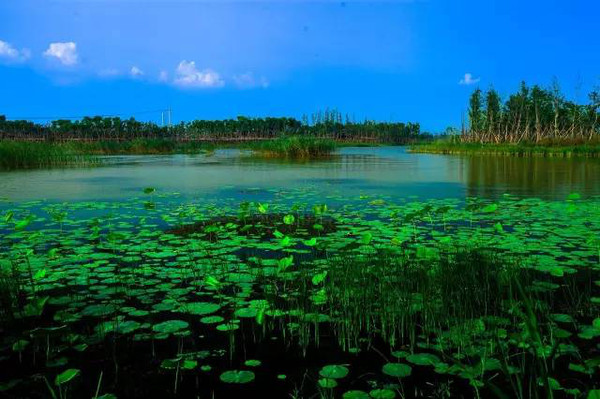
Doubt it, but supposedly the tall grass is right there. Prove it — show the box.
[410,139,600,157]
[0,139,215,169]
[246,136,336,157]
[70,139,214,155]
[0,141,96,170]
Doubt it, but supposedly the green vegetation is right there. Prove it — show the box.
[0,136,336,169]
[411,139,600,157]
[0,139,215,169]
[70,138,214,155]
[244,136,336,157]
[464,81,599,144]
[0,189,598,397]
[0,141,97,170]
[0,109,421,144]
[412,80,600,156]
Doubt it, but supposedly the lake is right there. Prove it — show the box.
[1,147,599,399]
[1,147,599,203]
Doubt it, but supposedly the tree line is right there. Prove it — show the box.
[465,81,600,144]
[0,109,421,144]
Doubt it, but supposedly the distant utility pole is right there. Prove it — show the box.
[168,107,172,128]
[161,111,164,127]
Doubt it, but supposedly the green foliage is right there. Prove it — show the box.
[466,80,600,144]
[248,136,336,158]
[319,365,349,379]
[219,370,255,384]
[54,369,80,385]
[1,111,421,145]
[0,192,598,397]
[0,141,96,170]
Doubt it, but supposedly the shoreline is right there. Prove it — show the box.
[409,142,600,158]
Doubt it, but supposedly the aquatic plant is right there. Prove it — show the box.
[246,136,337,158]
[410,141,600,157]
[0,191,598,397]
[0,141,97,169]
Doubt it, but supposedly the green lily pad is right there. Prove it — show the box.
[382,363,412,378]
[406,353,440,366]
[219,370,255,384]
[370,389,397,399]
[152,320,189,335]
[343,390,370,399]
[319,365,349,379]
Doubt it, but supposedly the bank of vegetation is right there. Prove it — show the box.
[0,136,340,169]
[0,109,421,168]
[412,81,600,156]
[0,109,421,144]
[0,141,97,170]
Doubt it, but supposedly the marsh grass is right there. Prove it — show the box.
[410,140,600,157]
[0,137,336,169]
[272,247,596,398]
[71,139,214,155]
[0,139,216,170]
[245,136,337,158]
[0,141,97,170]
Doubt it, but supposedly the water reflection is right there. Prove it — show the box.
[462,155,600,199]
[0,147,598,202]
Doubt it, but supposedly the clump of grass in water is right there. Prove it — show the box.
[0,141,97,170]
[248,136,336,158]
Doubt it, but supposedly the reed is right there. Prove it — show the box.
[0,141,96,170]
[410,140,600,157]
[0,139,216,169]
[246,136,336,157]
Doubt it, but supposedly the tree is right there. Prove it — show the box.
[468,88,484,138]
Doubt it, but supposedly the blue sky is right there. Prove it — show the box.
[0,0,598,132]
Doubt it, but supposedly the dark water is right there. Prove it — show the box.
[2,147,599,398]
[1,147,599,202]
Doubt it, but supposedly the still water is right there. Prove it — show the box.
[1,147,599,202]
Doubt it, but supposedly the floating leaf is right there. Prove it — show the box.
[370,389,396,399]
[382,363,412,378]
[303,237,317,247]
[319,365,349,379]
[244,359,261,367]
[342,390,369,398]
[318,378,338,389]
[219,370,255,384]
[406,353,440,366]
[481,203,498,213]
[152,320,189,335]
[360,233,372,245]
[179,302,221,316]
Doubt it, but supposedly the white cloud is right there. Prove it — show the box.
[0,40,30,62]
[459,73,480,85]
[233,72,269,89]
[173,60,224,89]
[130,66,144,77]
[43,42,78,66]
[158,70,169,82]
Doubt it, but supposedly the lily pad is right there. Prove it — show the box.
[219,370,255,384]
